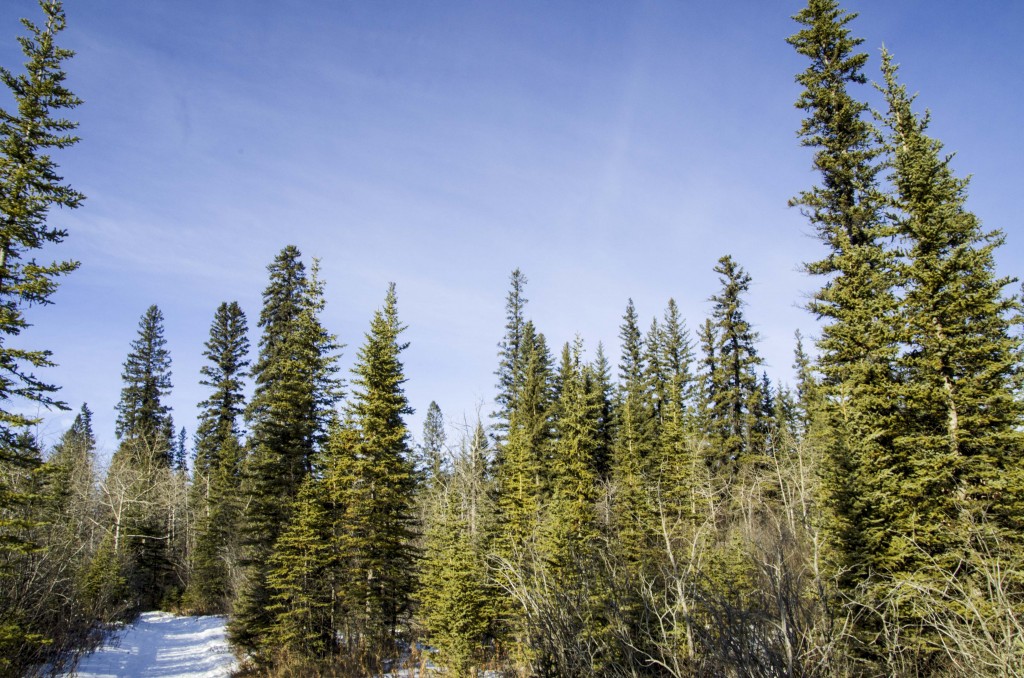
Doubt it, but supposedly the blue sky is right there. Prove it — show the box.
[2,1,1022,459]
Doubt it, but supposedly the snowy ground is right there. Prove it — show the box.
[62,612,237,678]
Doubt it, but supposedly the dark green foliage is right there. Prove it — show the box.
[0,9,82,664]
[106,306,181,610]
[174,427,188,473]
[788,0,902,600]
[265,476,337,662]
[493,319,553,561]
[543,338,600,567]
[417,488,490,676]
[194,302,249,478]
[346,283,417,643]
[318,283,418,659]
[791,330,819,437]
[420,400,447,488]
[703,256,763,468]
[610,299,656,553]
[185,301,249,614]
[493,268,529,444]
[587,342,615,482]
[232,249,342,652]
[0,0,82,439]
[880,49,1024,589]
[115,305,175,462]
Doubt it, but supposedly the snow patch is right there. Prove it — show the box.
[62,612,237,678]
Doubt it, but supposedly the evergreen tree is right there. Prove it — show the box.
[47,403,96,516]
[788,0,901,600]
[705,255,762,468]
[186,301,249,613]
[193,302,249,481]
[493,320,553,560]
[232,250,342,653]
[420,400,447,489]
[335,283,417,650]
[696,318,717,438]
[880,50,1024,575]
[0,8,83,612]
[647,302,697,529]
[114,305,174,463]
[489,319,554,669]
[105,306,179,609]
[173,427,188,474]
[791,329,819,437]
[417,488,490,676]
[493,269,529,445]
[587,342,615,482]
[264,476,337,663]
[608,299,658,643]
[543,338,600,567]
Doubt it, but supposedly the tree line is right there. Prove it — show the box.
[0,0,1021,676]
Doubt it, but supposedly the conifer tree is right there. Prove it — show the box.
[611,299,655,535]
[114,305,174,463]
[493,268,529,444]
[489,319,554,667]
[335,283,417,650]
[696,318,717,437]
[788,0,901,598]
[193,302,249,481]
[791,330,819,437]
[608,299,658,644]
[417,487,490,676]
[880,51,1024,573]
[232,249,341,653]
[0,7,83,605]
[186,301,249,613]
[48,403,96,517]
[493,320,553,560]
[420,400,447,488]
[652,300,697,517]
[173,427,188,473]
[105,305,179,609]
[543,338,600,567]
[264,476,337,663]
[704,256,763,468]
[587,342,615,482]
[460,419,491,541]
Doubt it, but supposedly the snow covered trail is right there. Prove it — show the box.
[63,612,238,678]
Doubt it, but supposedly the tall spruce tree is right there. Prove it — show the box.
[232,249,342,653]
[193,302,249,480]
[490,318,554,668]
[704,256,762,468]
[493,320,553,560]
[420,400,447,488]
[48,403,95,517]
[186,301,249,613]
[788,0,901,601]
[651,299,697,517]
[0,7,83,604]
[335,282,417,650]
[587,342,615,483]
[543,338,600,567]
[880,51,1024,572]
[114,305,174,463]
[264,474,337,663]
[608,299,658,647]
[417,484,490,676]
[105,306,180,609]
[493,268,529,445]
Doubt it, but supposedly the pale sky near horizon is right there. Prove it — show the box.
[2,1,1021,461]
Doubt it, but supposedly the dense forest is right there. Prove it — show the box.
[1,0,1022,677]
